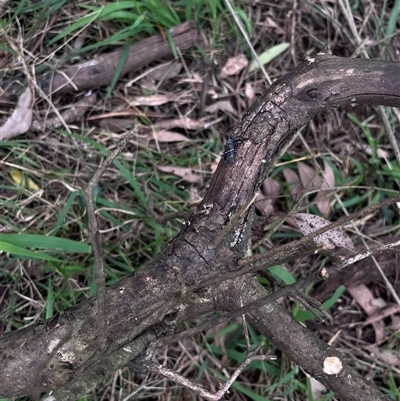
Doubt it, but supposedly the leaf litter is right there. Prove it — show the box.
[0,87,33,141]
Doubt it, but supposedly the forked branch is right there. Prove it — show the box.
[1,55,399,401]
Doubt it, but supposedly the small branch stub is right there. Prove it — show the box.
[323,356,343,376]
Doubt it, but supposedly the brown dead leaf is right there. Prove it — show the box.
[315,162,335,214]
[348,284,378,315]
[205,100,236,115]
[322,161,335,188]
[245,83,255,107]
[283,168,302,201]
[0,87,33,140]
[292,213,355,251]
[155,117,206,131]
[129,93,190,106]
[364,304,400,326]
[391,315,400,330]
[256,178,281,217]
[151,131,189,142]
[157,166,202,183]
[219,54,248,79]
[265,17,286,35]
[129,94,174,106]
[298,162,322,190]
[316,195,331,215]
[295,161,336,214]
[369,346,400,366]
[308,375,327,400]
[347,284,384,343]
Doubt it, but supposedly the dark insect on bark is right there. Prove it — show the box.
[222,136,236,164]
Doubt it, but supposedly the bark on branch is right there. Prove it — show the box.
[1,21,200,100]
[1,55,400,401]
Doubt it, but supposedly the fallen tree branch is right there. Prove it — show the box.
[1,55,400,401]
[1,21,200,99]
[0,21,200,138]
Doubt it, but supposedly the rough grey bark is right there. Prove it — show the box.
[1,55,400,401]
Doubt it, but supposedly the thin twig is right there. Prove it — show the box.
[121,375,151,401]
[82,130,137,351]
[140,347,273,401]
[238,194,400,268]
[240,285,251,352]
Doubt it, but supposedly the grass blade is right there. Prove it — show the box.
[1,234,91,253]
[248,43,290,73]
[0,241,61,262]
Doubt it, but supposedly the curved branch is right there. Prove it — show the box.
[1,55,399,401]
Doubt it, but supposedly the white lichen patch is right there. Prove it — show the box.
[47,338,61,354]
[57,350,75,364]
[230,224,245,247]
